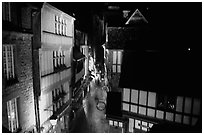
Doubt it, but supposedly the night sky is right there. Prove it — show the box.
[119,2,202,97]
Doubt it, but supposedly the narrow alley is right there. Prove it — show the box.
[2,2,201,133]
[69,78,110,133]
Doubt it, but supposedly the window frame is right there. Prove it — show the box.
[3,44,18,86]
[112,50,122,73]
[7,98,19,132]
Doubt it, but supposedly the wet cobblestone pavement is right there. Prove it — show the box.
[70,79,110,133]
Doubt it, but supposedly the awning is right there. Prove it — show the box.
[73,47,85,62]
[49,101,72,121]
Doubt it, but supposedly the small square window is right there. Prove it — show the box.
[175,114,182,123]
[122,103,129,111]
[165,112,174,121]
[114,121,118,126]
[156,110,164,119]
[147,108,155,117]
[135,120,141,129]
[109,120,113,126]
[119,122,123,127]
[139,106,146,115]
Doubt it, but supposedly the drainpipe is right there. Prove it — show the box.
[32,45,41,133]
[32,10,42,133]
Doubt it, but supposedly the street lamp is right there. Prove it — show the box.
[50,119,58,126]
[44,109,58,126]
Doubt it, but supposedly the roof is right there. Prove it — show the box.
[125,9,148,25]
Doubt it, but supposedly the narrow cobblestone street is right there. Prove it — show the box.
[70,78,110,133]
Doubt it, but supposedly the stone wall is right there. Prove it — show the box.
[2,31,36,132]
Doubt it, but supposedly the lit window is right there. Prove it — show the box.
[139,90,147,106]
[129,118,134,133]
[114,121,118,126]
[3,45,15,80]
[149,123,154,128]
[131,89,138,104]
[123,88,130,102]
[112,65,116,73]
[130,105,137,113]
[117,65,121,73]
[165,112,174,121]
[7,98,19,132]
[112,50,122,73]
[141,121,148,131]
[135,120,141,129]
[109,120,113,126]
[122,103,129,111]
[117,51,122,64]
[148,92,156,107]
[113,51,117,64]
[119,122,123,127]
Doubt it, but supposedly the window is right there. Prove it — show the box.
[2,2,11,22]
[53,50,65,71]
[58,16,61,34]
[129,118,134,132]
[129,118,155,132]
[55,15,68,36]
[112,50,122,73]
[52,85,66,112]
[3,45,15,81]
[123,88,130,102]
[63,19,66,36]
[7,98,19,132]
[55,16,58,34]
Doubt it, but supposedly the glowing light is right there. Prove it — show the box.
[50,119,58,126]
[11,112,15,119]
[188,48,191,51]
[123,10,130,18]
